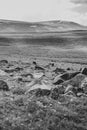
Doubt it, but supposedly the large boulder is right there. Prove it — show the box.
[0,80,9,91]
[60,72,80,81]
[62,74,85,88]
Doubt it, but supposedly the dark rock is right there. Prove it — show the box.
[0,80,9,91]
[53,77,64,85]
[51,63,54,67]
[62,74,85,88]
[67,67,71,71]
[60,71,80,81]
[33,61,37,65]
[35,65,45,71]
[82,68,87,75]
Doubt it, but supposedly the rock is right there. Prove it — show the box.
[5,67,23,73]
[60,72,80,81]
[53,77,64,85]
[81,77,87,94]
[53,67,66,74]
[72,87,84,95]
[0,60,8,66]
[33,61,37,65]
[82,68,87,75]
[14,67,23,72]
[33,72,44,79]
[67,67,71,71]
[51,87,59,100]
[21,73,33,78]
[0,69,7,76]
[0,80,9,91]
[51,86,65,100]
[65,84,73,93]
[65,91,76,97]
[28,81,53,92]
[62,74,85,88]
[81,77,87,88]
[35,65,45,71]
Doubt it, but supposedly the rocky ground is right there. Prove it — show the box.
[0,59,87,130]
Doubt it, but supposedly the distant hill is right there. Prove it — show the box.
[0,19,87,33]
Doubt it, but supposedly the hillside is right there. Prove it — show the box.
[0,19,87,33]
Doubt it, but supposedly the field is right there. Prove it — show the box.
[0,30,87,130]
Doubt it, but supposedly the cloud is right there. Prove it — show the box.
[71,0,87,14]
[71,0,87,4]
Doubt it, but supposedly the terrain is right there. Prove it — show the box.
[0,19,87,130]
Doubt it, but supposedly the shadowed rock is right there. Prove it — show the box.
[35,65,45,71]
[82,68,87,75]
[53,77,64,85]
[60,71,80,81]
[53,72,80,86]
[0,80,9,91]
[62,74,86,88]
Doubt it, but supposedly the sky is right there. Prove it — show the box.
[0,0,87,25]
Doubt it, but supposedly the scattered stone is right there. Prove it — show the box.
[67,67,71,71]
[33,61,37,65]
[0,80,9,91]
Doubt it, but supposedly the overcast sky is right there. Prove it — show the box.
[0,0,87,25]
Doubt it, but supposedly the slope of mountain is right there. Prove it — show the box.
[0,19,87,33]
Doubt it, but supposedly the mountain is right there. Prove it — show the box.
[0,19,87,33]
